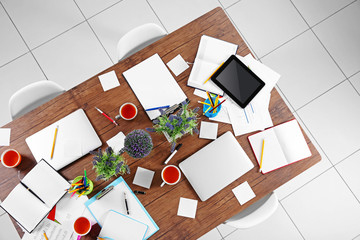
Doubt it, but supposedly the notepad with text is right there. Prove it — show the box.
[0,160,69,233]
[248,119,312,174]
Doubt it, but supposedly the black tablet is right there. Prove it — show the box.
[211,55,265,108]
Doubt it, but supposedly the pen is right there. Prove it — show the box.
[259,139,265,173]
[50,125,59,159]
[134,190,146,195]
[96,186,114,200]
[43,231,49,240]
[20,181,45,204]
[145,105,170,111]
[95,107,118,126]
[209,99,227,113]
[203,62,224,84]
[164,143,183,164]
[124,192,130,215]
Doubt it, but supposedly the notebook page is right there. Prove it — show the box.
[99,210,148,240]
[22,160,69,207]
[1,184,50,232]
[198,36,238,64]
[248,128,288,173]
[273,119,311,163]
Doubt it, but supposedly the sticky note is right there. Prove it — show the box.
[133,167,155,189]
[99,70,120,91]
[232,181,256,205]
[199,121,218,140]
[106,132,125,154]
[0,128,11,146]
[193,89,208,99]
[166,54,189,76]
[177,197,198,218]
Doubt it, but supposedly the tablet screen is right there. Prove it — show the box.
[211,55,265,108]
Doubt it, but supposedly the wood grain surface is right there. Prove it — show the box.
[0,7,321,240]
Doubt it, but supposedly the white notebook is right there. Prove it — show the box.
[123,53,187,120]
[99,210,148,240]
[248,119,312,174]
[25,109,102,170]
[187,35,238,95]
[0,160,70,232]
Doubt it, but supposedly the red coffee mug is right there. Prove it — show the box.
[73,216,91,236]
[1,149,21,168]
[160,165,181,187]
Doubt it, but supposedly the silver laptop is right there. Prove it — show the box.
[179,131,254,201]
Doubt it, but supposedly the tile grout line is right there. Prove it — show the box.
[216,225,237,239]
[333,167,360,205]
[215,226,225,240]
[223,8,260,60]
[278,202,306,240]
[82,0,123,20]
[224,0,241,10]
[0,51,30,69]
[0,1,48,79]
[353,233,360,240]
[145,0,169,33]
[289,0,360,96]
[72,0,114,64]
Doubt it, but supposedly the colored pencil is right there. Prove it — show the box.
[84,170,87,187]
[43,231,49,240]
[206,91,215,107]
[259,139,265,173]
[50,125,59,159]
[209,99,227,113]
[198,101,211,106]
[203,62,224,84]
[203,105,212,115]
[214,95,219,113]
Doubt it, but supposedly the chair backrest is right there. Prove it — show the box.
[224,192,278,229]
[116,23,167,61]
[9,81,65,120]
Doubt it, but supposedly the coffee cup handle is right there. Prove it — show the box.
[115,115,122,120]
[160,182,166,187]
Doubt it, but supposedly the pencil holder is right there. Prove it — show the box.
[203,97,222,118]
[71,176,94,195]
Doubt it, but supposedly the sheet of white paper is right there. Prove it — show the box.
[133,167,155,189]
[232,181,256,205]
[177,197,198,218]
[99,70,120,91]
[22,218,72,240]
[199,121,218,140]
[0,128,11,146]
[166,54,189,76]
[193,89,208,99]
[106,131,125,154]
[209,102,231,124]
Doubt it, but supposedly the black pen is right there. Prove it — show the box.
[124,192,130,215]
[20,181,45,204]
[134,190,146,195]
[164,143,182,164]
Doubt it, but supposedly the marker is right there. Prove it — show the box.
[145,105,170,111]
[134,190,146,195]
[164,143,182,164]
[95,107,118,126]
[124,192,130,215]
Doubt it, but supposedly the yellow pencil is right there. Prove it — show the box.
[203,105,212,115]
[198,101,211,106]
[259,139,265,173]
[213,95,219,113]
[206,91,214,107]
[77,190,86,198]
[203,62,224,84]
[50,125,59,159]
[43,231,49,240]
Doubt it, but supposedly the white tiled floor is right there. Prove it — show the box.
[0,0,359,239]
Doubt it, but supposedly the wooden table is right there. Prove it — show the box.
[0,7,321,239]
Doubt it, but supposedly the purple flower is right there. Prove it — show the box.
[159,108,165,115]
[181,100,188,106]
[106,147,113,155]
[169,115,175,122]
[165,122,174,131]
[184,124,189,129]
[92,160,97,166]
[125,165,130,174]
[124,129,153,159]
[95,175,105,181]
[146,127,156,132]
[180,130,185,134]
[115,162,123,174]
[170,142,176,152]
[176,117,183,126]
[152,119,160,124]
[186,117,195,121]
[176,109,183,117]
[193,107,200,113]
[193,127,199,134]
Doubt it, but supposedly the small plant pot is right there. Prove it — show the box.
[203,97,222,118]
[71,176,93,195]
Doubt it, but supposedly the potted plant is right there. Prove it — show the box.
[123,129,153,159]
[90,147,129,181]
[146,101,199,152]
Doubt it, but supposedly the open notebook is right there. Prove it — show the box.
[248,119,312,174]
[187,35,238,95]
[99,210,148,240]
[0,160,69,232]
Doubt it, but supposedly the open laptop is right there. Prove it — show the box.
[26,109,102,170]
[179,131,254,201]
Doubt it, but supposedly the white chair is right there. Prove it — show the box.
[9,81,65,120]
[116,23,167,61]
[224,192,278,229]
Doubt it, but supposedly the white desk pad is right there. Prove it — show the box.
[99,70,120,91]
[232,181,256,205]
[133,167,155,189]
[177,197,198,218]
[199,121,218,140]
[0,128,11,146]
[106,131,125,153]
[166,54,189,76]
